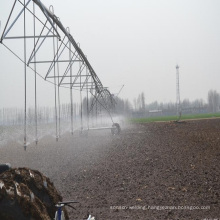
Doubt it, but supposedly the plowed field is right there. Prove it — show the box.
[1,118,219,220]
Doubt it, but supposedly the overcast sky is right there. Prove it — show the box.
[0,0,220,108]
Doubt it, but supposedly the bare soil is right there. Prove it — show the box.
[0,118,219,220]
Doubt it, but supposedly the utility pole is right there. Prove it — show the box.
[176,65,181,121]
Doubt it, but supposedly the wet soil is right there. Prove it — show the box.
[0,118,219,220]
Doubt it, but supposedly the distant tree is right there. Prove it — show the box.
[208,90,220,112]
[137,94,141,111]
[140,92,145,111]
[148,101,159,110]
[192,99,204,109]
[133,98,137,111]
[182,99,190,109]
[135,92,146,112]
[124,99,132,114]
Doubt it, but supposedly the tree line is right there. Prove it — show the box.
[0,89,219,125]
[132,90,220,117]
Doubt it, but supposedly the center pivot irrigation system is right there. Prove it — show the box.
[0,0,121,149]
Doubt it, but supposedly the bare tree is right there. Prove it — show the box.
[208,90,220,112]
[141,92,146,111]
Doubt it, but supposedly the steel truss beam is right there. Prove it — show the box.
[0,0,118,147]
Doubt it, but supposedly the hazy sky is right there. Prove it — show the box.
[0,0,220,108]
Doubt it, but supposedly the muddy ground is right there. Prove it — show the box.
[0,118,219,220]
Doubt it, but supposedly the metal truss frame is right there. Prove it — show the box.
[0,0,118,149]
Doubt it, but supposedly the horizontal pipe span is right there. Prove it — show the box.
[88,127,113,131]
[30,60,81,64]
[4,35,57,39]
[47,75,90,78]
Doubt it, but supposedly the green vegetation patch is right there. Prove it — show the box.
[131,112,220,123]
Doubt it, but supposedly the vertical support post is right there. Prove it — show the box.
[58,79,61,137]
[100,95,102,125]
[57,25,61,138]
[80,67,83,133]
[51,6,58,141]
[96,92,98,126]
[70,88,73,134]
[33,2,38,145]
[69,37,73,135]
[91,81,94,127]
[86,68,89,130]
[23,0,27,150]
[78,44,83,133]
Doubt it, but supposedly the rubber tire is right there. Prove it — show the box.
[111,123,121,135]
